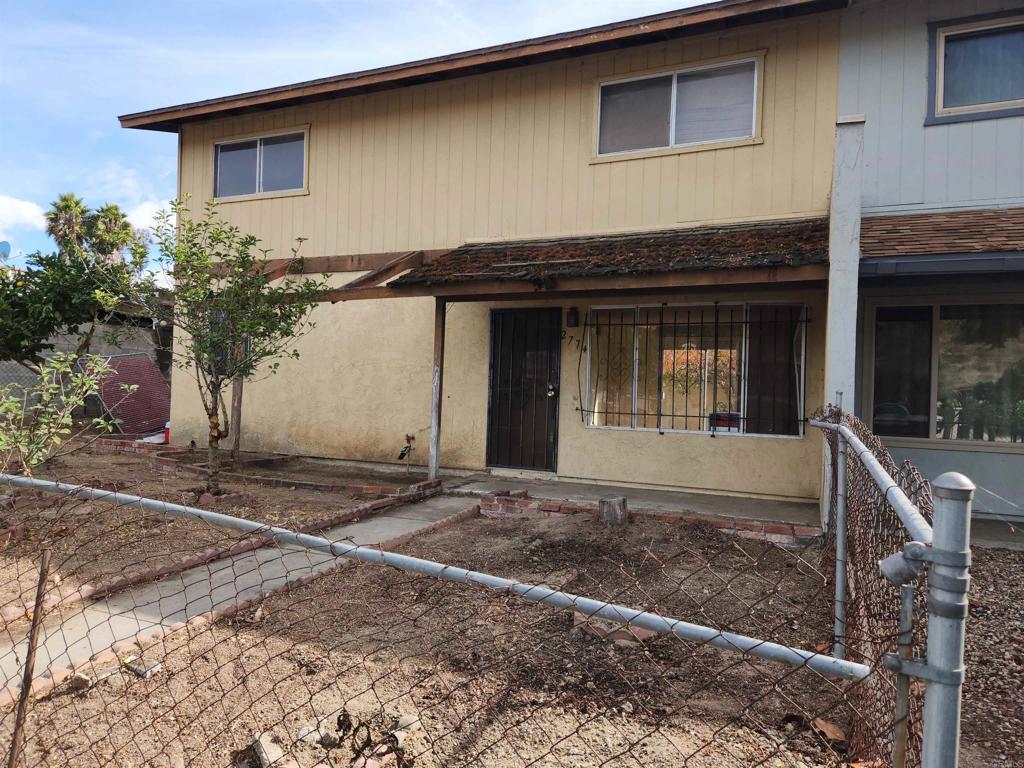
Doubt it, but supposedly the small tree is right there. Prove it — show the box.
[152,200,325,493]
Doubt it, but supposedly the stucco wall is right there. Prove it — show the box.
[170,284,825,502]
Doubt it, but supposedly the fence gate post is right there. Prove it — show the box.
[922,472,974,768]
[832,428,848,660]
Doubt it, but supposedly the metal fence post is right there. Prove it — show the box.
[892,582,915,768]
[833,428,848,660]
[921,472,974,768]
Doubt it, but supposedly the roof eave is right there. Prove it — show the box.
[119,0,846,133]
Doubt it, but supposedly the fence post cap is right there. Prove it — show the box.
[932,472,975,501]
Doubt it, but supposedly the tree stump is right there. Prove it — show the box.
[599,496,629,527]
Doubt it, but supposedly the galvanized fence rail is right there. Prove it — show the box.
[811,405,973,768]
[1,473,869,684]
[0,411,974,767]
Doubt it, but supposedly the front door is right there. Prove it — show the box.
[486,308,561,471]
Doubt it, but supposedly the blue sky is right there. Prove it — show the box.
[0,0,700,265]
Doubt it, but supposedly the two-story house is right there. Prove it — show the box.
[119,0,1024,521]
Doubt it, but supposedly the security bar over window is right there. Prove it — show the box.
[584,304,807,436]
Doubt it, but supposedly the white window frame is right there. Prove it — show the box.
[594,54,763,160]
[933,14,1024,119]
[212,125,310,202]
[584,302,806,439]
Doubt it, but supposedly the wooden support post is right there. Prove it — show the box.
[230,376,244,463]
[428,298,446,480]
[8,548,51,768]
[599,496,630,527]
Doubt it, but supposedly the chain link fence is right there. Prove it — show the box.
[816,404,935,766]
[0,422,968,767]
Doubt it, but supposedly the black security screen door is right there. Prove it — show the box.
[487,308,561,471]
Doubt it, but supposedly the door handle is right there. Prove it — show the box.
[547,384,559,398]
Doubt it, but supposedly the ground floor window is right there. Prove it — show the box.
[585,304,806,436]
[870,302,1024,443]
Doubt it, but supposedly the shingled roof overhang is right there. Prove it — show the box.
[119,0,845,132]
[860,207,1024,258]
[324,218,830,302]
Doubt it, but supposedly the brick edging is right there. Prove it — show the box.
[151,450,439,499]
[478,491,822,546]
[0,501,481,709]
[0,484,442,632]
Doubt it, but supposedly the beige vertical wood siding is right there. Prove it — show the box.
[178,14,840,258]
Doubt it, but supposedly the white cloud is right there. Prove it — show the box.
[0,194,45,242]
[144,268,174,290]
[127,199,171,232]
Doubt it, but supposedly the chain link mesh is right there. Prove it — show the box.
[816,405,934,766]
[0,437,931,767]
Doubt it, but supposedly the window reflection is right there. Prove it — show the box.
[937,305,1024,442]
[872,307,932,438]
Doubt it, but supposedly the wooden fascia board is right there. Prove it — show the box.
[321,263,829,302]
[119,0,832,131]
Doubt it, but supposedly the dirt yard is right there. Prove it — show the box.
[3,449,1017,766]
[12,510,853,768]
[0,448,362,615]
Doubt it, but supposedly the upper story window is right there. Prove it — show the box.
[597,57,760,158]
[929,13,1024,123]
[214,130,306,199]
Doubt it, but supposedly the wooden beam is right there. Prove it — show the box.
[321,263,829,302]
[341,251,424,290]
[258,249,448,280]
[428,298,446,480]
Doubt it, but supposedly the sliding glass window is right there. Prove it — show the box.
[871,303,1024,444]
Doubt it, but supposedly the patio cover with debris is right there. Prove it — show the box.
[324,217,829,302]
[312,217,831,480]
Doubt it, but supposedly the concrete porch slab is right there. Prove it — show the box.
[448,475,821,528]
[971,519,1024,551]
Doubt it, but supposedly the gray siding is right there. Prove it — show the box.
[839,0,1024,214]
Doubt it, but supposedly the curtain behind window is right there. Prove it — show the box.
[744,305,803,436]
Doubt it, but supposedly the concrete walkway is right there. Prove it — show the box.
[0,494,471,690]
[448,474,821,527]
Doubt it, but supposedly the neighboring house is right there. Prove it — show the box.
[0,307,174,434]
[839,0,1024,521]
[119,0,1024,520]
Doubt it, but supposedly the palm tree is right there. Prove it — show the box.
[44,193,89,252]
[86,203,134,260]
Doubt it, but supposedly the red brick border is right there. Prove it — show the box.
[478,491,822,546]
[142,446,439,499]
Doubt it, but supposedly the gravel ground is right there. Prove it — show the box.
[960,546,1024,768]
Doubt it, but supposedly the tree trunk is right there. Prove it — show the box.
[230,377,244,464]
[206,389,222,495]
[599,496,630,527]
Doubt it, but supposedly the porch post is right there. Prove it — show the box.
[824,115,865,410]
[428,297,446,480]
